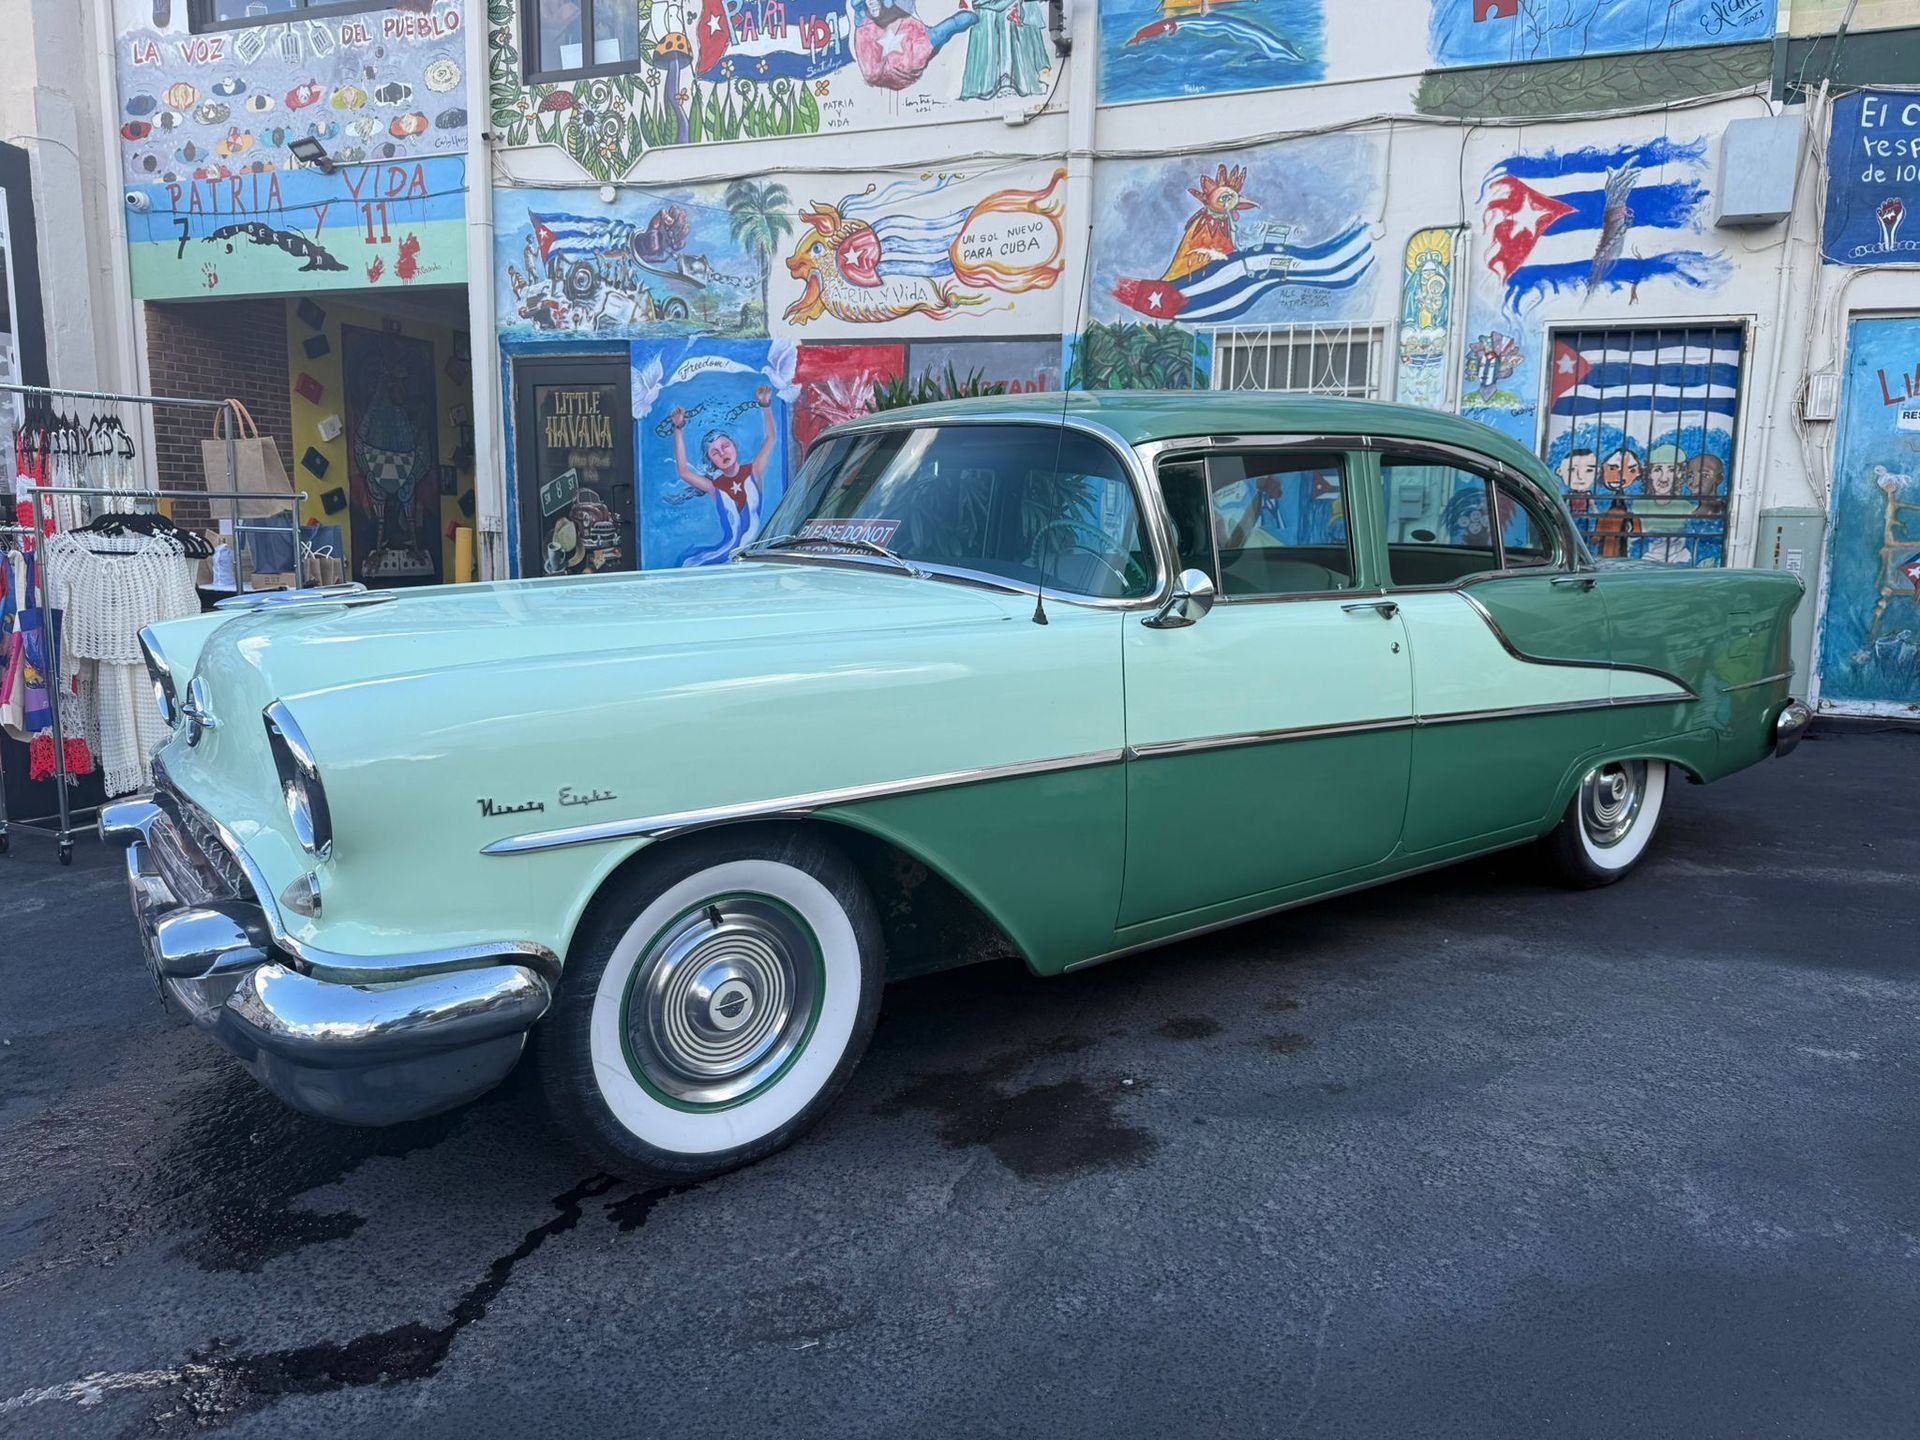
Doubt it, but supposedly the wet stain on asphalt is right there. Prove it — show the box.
[1258,1032,1314,1055]
[873,1037,1154,1181]
[150,1074,465,1273]
[142,1174,622,1434]
[1158,1016,1223,1041]
[605,1183,695,1233]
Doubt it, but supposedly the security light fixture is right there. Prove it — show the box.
[288,136,334,174]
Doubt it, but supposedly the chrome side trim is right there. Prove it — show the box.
[1127,717,1410,760]
[482,748,1129,856]
[1721,671,1792,694]
[1123,693,1686,761]
[214,583,395,613]
[1456,590,1697,698]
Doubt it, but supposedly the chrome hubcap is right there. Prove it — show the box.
[626,898,819,1107]
[1579,761,1647,848]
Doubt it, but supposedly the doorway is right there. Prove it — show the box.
[513,355,637,579]
[1817,316,1920,712]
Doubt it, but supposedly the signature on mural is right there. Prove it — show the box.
[1110,161,1372,322]
[1481,137,1728,312]
[779,169,1066,326]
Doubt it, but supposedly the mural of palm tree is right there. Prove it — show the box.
[725,179,793,335]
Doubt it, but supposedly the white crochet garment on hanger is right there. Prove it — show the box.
[43,531,199,795]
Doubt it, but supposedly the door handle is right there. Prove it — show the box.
[1550,575,1597,591]
[1341,600,1399,619]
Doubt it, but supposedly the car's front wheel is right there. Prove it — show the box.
[1543,758,1669,887]
[536,827,883,1184]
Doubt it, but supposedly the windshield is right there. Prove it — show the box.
[751,424,1158,601]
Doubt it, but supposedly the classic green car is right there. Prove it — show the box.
[102,393,1809,1182]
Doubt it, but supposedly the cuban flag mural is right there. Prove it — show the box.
[1112,222,1373,323]
[1092,138,1380,327]
[1480,137,1730,314]
[1542,326,1743,568]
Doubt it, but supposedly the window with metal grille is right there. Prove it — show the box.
[1541,324,1743,568]
[1208,325,1383,399]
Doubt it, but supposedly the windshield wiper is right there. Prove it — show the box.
[740,533,927,579]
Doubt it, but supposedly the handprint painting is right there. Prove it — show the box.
[633,339,796,569]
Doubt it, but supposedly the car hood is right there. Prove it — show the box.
[188,561,1027,701]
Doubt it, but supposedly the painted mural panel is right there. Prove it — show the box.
[1395,228,1456,410]
[790,342,904,451]
[1429,0,1770,68]
[126,157,469,299]
[1097,0,1325,105]
[1457,130,1731,453]
[907,337,1062,393]
[488,0,1054,183]
[1823,90,1920,266]
[1091,139,1379,328]
[116,1,467,187]
[767,167,1068,339]
[343,324,444,585]
[496,182,769,337]
[1540,325,1740,565]
[1818,317,1920,710]
[1064,322,1210,391]
[633,338,794,568]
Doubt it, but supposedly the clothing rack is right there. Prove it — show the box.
[1,382,307,866]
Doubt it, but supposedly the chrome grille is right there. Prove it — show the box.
[149,785,250,907]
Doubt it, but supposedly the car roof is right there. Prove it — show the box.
[860,391,1551,480]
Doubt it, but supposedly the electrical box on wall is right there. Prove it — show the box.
[1756,506,1827,699]
[1714,114,1803,228]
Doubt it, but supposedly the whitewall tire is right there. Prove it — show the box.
[1544,759,1669,888]
[536,828,883,1183]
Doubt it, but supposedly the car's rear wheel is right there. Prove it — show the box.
[536,828,883,1184]
[1543,758,1669,887]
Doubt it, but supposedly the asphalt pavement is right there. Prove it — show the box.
[3,721,1918,1439]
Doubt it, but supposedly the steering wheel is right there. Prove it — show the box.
[1026,520,1137,594]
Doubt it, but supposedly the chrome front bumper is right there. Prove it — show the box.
[1774,700,1813,759]
[101,793,553,1127]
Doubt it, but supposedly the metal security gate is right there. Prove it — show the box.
[1540,323,1744,565]
[1206,323,1384,399]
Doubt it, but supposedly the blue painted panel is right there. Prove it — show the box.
[1818,317,1920,708]
[1823,90,1920,266]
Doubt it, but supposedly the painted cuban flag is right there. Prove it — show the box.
[1480,137,1729,312]
[1546,330,1743,419]
[1112,222,1374,323]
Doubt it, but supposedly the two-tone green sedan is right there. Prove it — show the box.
[103,393,1810,1182]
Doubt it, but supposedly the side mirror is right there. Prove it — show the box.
[1142,568,1217,630]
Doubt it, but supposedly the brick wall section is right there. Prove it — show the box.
[144,299,290,526]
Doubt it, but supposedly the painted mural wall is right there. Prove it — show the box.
[1823,89,1920,266]
[486,0,1056,183]
[1819,316,1920,709]
[115,0,470,298]
[1455,131,1741,564]
[496,181,772,337]
[1097,0,1326,105]
[1090,136,1381,328]
[1428,0,1771,68]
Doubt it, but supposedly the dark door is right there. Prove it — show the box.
[513,356,637,578]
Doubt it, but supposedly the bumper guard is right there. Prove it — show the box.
[102,793,553,1126]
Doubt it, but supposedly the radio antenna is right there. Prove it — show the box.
[1034,212,1099,627]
